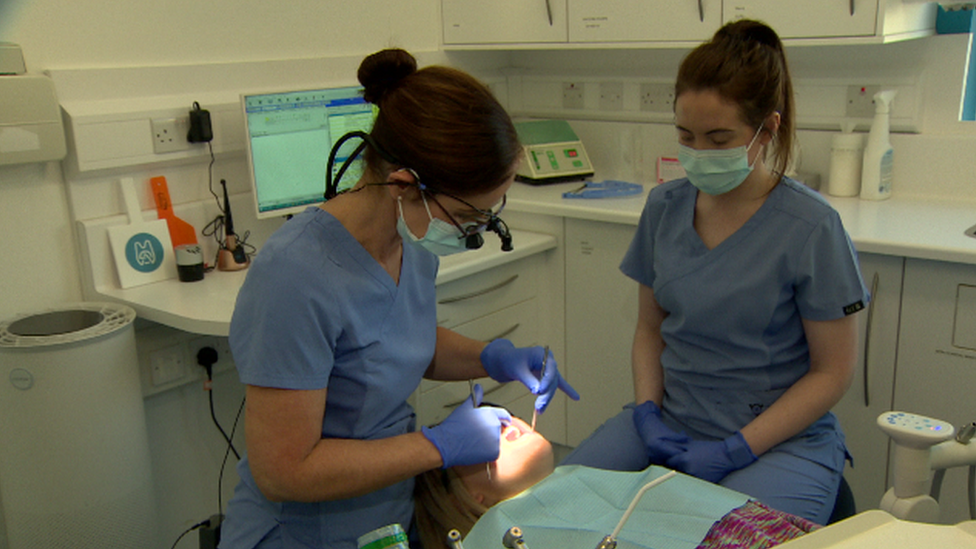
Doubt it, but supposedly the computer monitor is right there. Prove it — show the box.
[242,85,376,219]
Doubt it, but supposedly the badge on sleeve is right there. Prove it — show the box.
[843,301,865,315]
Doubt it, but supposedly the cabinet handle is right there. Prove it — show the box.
[850,0,855,16]
[487,323,520,342]
[863,271,879,407]
[443,382,507,408]
[438,274,519,304]
[545,0,553,26]
[698,0,705,22]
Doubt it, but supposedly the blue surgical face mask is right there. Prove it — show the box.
[396,195,469,256]
[678,124,764,196]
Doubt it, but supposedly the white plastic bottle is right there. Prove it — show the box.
[860,90,897,201]
[828,121,865,197]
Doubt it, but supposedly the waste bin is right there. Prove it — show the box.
[0,302,157,549]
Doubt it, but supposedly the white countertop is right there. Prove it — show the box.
[506,180,976,266]
[87,229,556,336]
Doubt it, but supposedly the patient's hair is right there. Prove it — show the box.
[414,468,488,549]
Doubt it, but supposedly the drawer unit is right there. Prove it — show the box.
[435,254,542,329]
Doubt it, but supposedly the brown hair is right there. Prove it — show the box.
[414,468,488,549]
[675,19,795,177]
[357,49,521,197]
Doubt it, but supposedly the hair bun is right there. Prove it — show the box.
[716,19,783,51]
[358,49,418,104]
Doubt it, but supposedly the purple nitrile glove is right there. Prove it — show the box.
[480,339,580,413]
[421,383,512,469]
[632,400,690,464]
[665,431,758,483]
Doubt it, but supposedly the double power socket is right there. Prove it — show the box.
[139,326,236,396]
[562,81,675,113]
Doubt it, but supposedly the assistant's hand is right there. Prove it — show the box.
[480,339,580,413]
[665,431,757,484]
[632,400,690,464]
[421,384,512,469]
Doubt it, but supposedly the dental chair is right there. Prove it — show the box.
[828,476,856,524]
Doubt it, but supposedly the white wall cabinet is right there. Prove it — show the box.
[723,0,935,41]
[442,0,568,45]
[569,0,721,43]
[832,252,904,514]
[443,0,934,46]
[564,218,639,446]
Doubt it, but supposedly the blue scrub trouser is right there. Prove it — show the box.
[561,405,843,525]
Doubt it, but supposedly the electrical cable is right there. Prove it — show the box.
[219,396,246,515]
[203,362,241,460]
[169,518,211,549]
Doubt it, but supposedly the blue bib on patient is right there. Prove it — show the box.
[464,466,749,549]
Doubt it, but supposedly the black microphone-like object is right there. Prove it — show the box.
[217,179,249,271]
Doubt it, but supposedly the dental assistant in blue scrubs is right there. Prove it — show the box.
[563,20,868,525]
[219,49,577,549]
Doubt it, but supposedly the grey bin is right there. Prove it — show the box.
[0,303,158,549]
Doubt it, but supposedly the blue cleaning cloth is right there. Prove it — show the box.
[463,466,748,549]
[562,180,643,199]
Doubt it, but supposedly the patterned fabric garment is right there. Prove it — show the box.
[697,500,820,549]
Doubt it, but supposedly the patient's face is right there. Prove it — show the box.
[454,416,555,506]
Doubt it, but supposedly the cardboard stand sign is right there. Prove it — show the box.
[107,177,177,289]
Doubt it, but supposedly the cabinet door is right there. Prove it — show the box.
[723,0,879,38]
[892,258,976,524]
[443,0,568,44]
[832,252,903,514]
[564,219,639,446]
[569,0,721,42]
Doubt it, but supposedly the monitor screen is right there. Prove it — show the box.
[242,85,375,219]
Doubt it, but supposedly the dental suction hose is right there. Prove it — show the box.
[446,528,464,549]
[595,470,679,549]
[502,526,529,549]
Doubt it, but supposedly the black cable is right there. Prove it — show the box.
[170,518,211,549]
[205,364,241,460]
[207,141,221,213]
[219,396,246,515]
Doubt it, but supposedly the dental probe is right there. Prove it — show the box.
[531,346,550,431]
[467,379,492,480]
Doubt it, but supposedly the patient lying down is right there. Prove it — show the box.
[415,416,818,549]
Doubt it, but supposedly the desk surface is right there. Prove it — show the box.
[507,180,976,266]
[88,229,556,336]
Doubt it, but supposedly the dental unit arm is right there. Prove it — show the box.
[877,411,976,523]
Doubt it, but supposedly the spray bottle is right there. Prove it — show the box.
[860,90,897,200]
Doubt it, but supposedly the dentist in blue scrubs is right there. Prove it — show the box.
[563,20,868,525]
[220,49,577,549]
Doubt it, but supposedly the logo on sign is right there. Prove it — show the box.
[125,233,165,273]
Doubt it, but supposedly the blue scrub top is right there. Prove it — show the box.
[221,207,439,549]
[620,177,869,443]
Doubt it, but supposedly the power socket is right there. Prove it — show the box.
[599,81,623,111]
[846,85,881,118]
[188,335,235,375]
[563,82,585,110]
[640,83,675,113]
[151,116,192,154]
